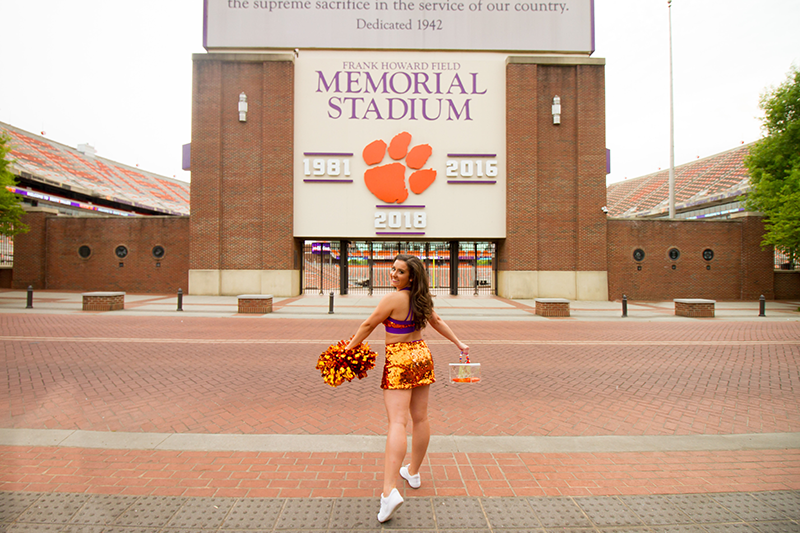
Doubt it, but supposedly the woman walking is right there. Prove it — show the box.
[345,254,469,522]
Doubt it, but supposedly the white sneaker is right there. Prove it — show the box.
[377,488,404,522]
[399,464,421,489]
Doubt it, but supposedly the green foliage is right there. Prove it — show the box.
[0,132,29,237]
[746,67,800,268]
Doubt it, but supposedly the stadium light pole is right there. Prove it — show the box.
[668,0,676,218]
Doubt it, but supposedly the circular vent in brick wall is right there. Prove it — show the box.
[78,245,91,259]
[152,245,165,259]
[703,249,714,261]
[633,249,645,262]
[115,245,128,259]
[668,248,680,261]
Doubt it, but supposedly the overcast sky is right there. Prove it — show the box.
[2,0,798,185]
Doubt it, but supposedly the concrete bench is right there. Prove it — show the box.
[674,298,715,318]
[535,298,570,317]
[238,294,273,314]
[82,291,125,311]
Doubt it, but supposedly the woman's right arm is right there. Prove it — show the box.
[344,294,396,350]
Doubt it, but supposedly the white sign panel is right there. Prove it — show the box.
[205,0,594,52]
[294,51,506,239]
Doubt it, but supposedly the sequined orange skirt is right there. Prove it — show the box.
[381,340,436,390]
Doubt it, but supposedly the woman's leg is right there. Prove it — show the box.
[407,384,430,476]
[383,389,412,496]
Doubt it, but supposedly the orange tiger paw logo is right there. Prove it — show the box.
[362,132,437,204]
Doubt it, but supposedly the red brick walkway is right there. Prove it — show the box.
[2,315,799,498]
[2,447,798,498]
[2,316,798,436]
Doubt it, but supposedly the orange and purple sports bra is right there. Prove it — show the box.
[383,288,416,334]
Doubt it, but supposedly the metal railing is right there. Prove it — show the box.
[302,241,342,294]
[0,236,12,266]
[302,240,496,295]
[775,248,797,270]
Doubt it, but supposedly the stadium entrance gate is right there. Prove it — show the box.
[302,241,496,296]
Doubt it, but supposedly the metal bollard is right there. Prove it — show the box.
[26,286,33,309]
[328,291,334,314]
[622,294,627,317]
[758,294,765,317]
[177,288,183,312]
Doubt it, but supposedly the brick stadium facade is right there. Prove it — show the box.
[13,210,188,294]
[605,142,797,301]
[606,216,774,301]
[188,54,612,299]
[498,58,608,300]
[2,120,191,293]
[189,54,300,296]
[6,55,791,300]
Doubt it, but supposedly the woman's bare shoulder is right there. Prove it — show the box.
[379,290,410,310]
[381,291,405,304]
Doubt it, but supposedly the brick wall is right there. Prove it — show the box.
[739,215,775,300]
[14,212,189,293]
[536,64,578,272]
[501,58,607,273]
[607,216,774,301]
[575,65,608,272]
[190,54,296,274]
[11,208,52,290]
[774,271,800,300]
[501,62,538,272]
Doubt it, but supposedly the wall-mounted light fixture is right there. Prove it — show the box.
[238,92,248,122]
[552,96,561,125]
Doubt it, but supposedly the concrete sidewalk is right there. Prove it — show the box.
[2,490,798,531]
[2,289,799,321]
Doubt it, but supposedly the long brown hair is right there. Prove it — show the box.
[395,254,433,330]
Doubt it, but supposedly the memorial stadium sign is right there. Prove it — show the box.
[294,51,506,239]
[204,0,594,52]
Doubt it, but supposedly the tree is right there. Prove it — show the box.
[0,132,29,237]
[746,66,800,268]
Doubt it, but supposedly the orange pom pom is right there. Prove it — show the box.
[316,338,377,387]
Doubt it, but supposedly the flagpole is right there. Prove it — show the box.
[668,0,676,218]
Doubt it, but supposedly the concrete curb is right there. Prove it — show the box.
[2,428,798,453]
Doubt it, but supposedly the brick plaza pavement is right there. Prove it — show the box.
[2,315,799,438]
[0,292,799,530]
